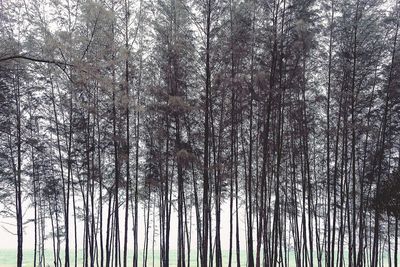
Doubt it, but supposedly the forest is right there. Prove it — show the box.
[0,0,400,266]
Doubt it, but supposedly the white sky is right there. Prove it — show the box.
[0,198,249,251]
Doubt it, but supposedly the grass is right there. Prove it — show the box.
[0,249,395,267]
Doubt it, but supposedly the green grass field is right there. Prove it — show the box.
[0,249,395,267]
[0,249,247,267]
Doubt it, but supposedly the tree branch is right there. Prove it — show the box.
[0,54,73,68]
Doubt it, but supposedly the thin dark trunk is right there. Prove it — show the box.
[123,2,131,266]
[202,1,211,266]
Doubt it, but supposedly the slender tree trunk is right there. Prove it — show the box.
[326,2,334,265]
[14,66,23,267]
[395,216,398,267]
[202,1,211,266]
[123,1,131,264]
[228,0,236,265]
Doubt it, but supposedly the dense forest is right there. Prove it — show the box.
[0,0,400,266]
